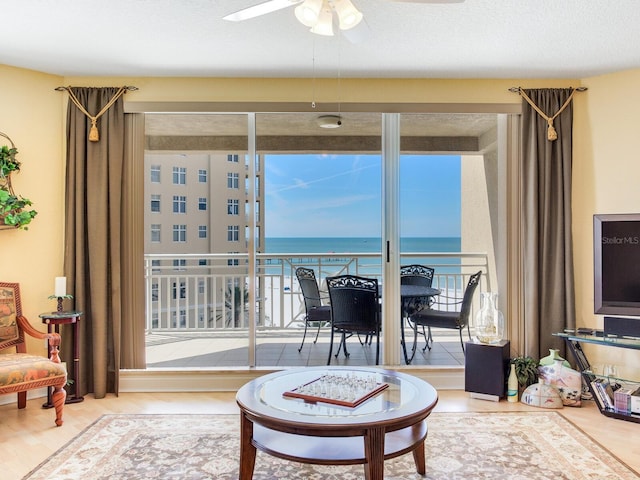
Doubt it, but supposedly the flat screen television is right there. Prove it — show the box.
[594,213,640,315]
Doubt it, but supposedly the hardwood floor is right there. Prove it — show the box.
[1,390,638,479]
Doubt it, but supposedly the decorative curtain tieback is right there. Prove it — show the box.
[519,88,576,141]
[62,87,128,142]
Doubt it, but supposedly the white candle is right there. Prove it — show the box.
[54,277,66,297]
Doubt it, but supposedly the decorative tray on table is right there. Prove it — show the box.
[283,372,389,408]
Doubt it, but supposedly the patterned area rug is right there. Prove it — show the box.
[23,412,637,480]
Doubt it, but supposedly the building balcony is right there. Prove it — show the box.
[145,251,490,368]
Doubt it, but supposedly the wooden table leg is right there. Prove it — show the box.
[412,439,426,475]
[239,413,257,480]
[363,426,385,480]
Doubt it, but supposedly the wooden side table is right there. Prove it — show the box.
[39,311,84,406]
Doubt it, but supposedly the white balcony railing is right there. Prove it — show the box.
[144,252,490,335]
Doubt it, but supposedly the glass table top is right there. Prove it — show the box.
[39,311,83,319]
[553,331,640,351]
[237,366,437,425]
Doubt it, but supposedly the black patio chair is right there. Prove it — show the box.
[408,270,482,355]
[295,267,331,352]
[326,275,380,365]
[400,264,435,288]
[400,264,436,352]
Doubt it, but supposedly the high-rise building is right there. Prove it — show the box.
[144,150,264,329]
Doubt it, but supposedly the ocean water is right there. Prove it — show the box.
[265,237,460,254]
[263,237,462,277]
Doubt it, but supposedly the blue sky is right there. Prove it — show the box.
[265,154,461,238]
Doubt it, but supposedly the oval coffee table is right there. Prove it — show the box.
[236,366,438,480]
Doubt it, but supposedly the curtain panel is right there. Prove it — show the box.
[63,87,142,398]
[521,88,576,360]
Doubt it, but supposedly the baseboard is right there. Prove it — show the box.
[0,387,47,406]
[119,366,465,392]
[1,368,464,405]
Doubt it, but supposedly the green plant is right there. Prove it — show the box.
[212,284,249,328]
[0,144,20,176]
[0,144,37,230]
[511,355,539,388]
[0,188,37,229]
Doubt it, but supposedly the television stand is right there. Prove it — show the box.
[553,332,640,423]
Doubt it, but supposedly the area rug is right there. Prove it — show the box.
[23,412,637,480]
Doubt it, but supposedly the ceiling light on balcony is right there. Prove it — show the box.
[317,115,343,128]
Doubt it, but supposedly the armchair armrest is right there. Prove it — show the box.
[15,315,62,363]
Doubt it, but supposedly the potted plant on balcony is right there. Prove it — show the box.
[0,139,37,230]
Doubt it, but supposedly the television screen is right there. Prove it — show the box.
[594,214,640,315]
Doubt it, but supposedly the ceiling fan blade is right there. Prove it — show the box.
[223,0,303,22]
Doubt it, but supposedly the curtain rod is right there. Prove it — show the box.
[509,86,587,93]
[54,85,138,91]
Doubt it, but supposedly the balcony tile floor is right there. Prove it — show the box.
[146,329,465,368]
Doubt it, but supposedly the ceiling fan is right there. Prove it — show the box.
[223,0,465,37]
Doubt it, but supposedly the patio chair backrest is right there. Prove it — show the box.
[457,271,482,327]
[400,264,434,288]
[296,267,323,310]
[326,275,379,335]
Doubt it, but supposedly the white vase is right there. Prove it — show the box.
[507,363,519,403]
[474,292,504,344]
[539,348,570,367]
[538,359,582,407]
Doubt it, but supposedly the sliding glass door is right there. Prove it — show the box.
[255,112,383,367]
[142,109,506,369]
[398,113,501,365]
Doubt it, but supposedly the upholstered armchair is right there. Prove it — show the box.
[0,281,67,426]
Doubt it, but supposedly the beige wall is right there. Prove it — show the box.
[62,76,572,104]
[0,65,64,355]
[574,69,640,379]
[3,67,640,376]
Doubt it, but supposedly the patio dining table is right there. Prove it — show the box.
[332,282,440,363]
[398,285,440,364]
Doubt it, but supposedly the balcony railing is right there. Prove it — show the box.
[144,252,490,335]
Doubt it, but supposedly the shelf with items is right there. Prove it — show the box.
[554,331,640,350]
[582,372,640,422]
[553,332,640,424]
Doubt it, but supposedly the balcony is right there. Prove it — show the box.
[145,251,490,368]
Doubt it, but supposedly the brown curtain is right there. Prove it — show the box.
[63,87,142,398]
[521,88,576,360]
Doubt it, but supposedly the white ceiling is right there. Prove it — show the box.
[2,0,640,79]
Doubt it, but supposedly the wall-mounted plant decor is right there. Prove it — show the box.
[0,132,37,230]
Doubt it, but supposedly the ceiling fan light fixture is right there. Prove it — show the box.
[332,0,363,30]
[294,0,322,27]
[317,115,343,128]
[309,1,334,36]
